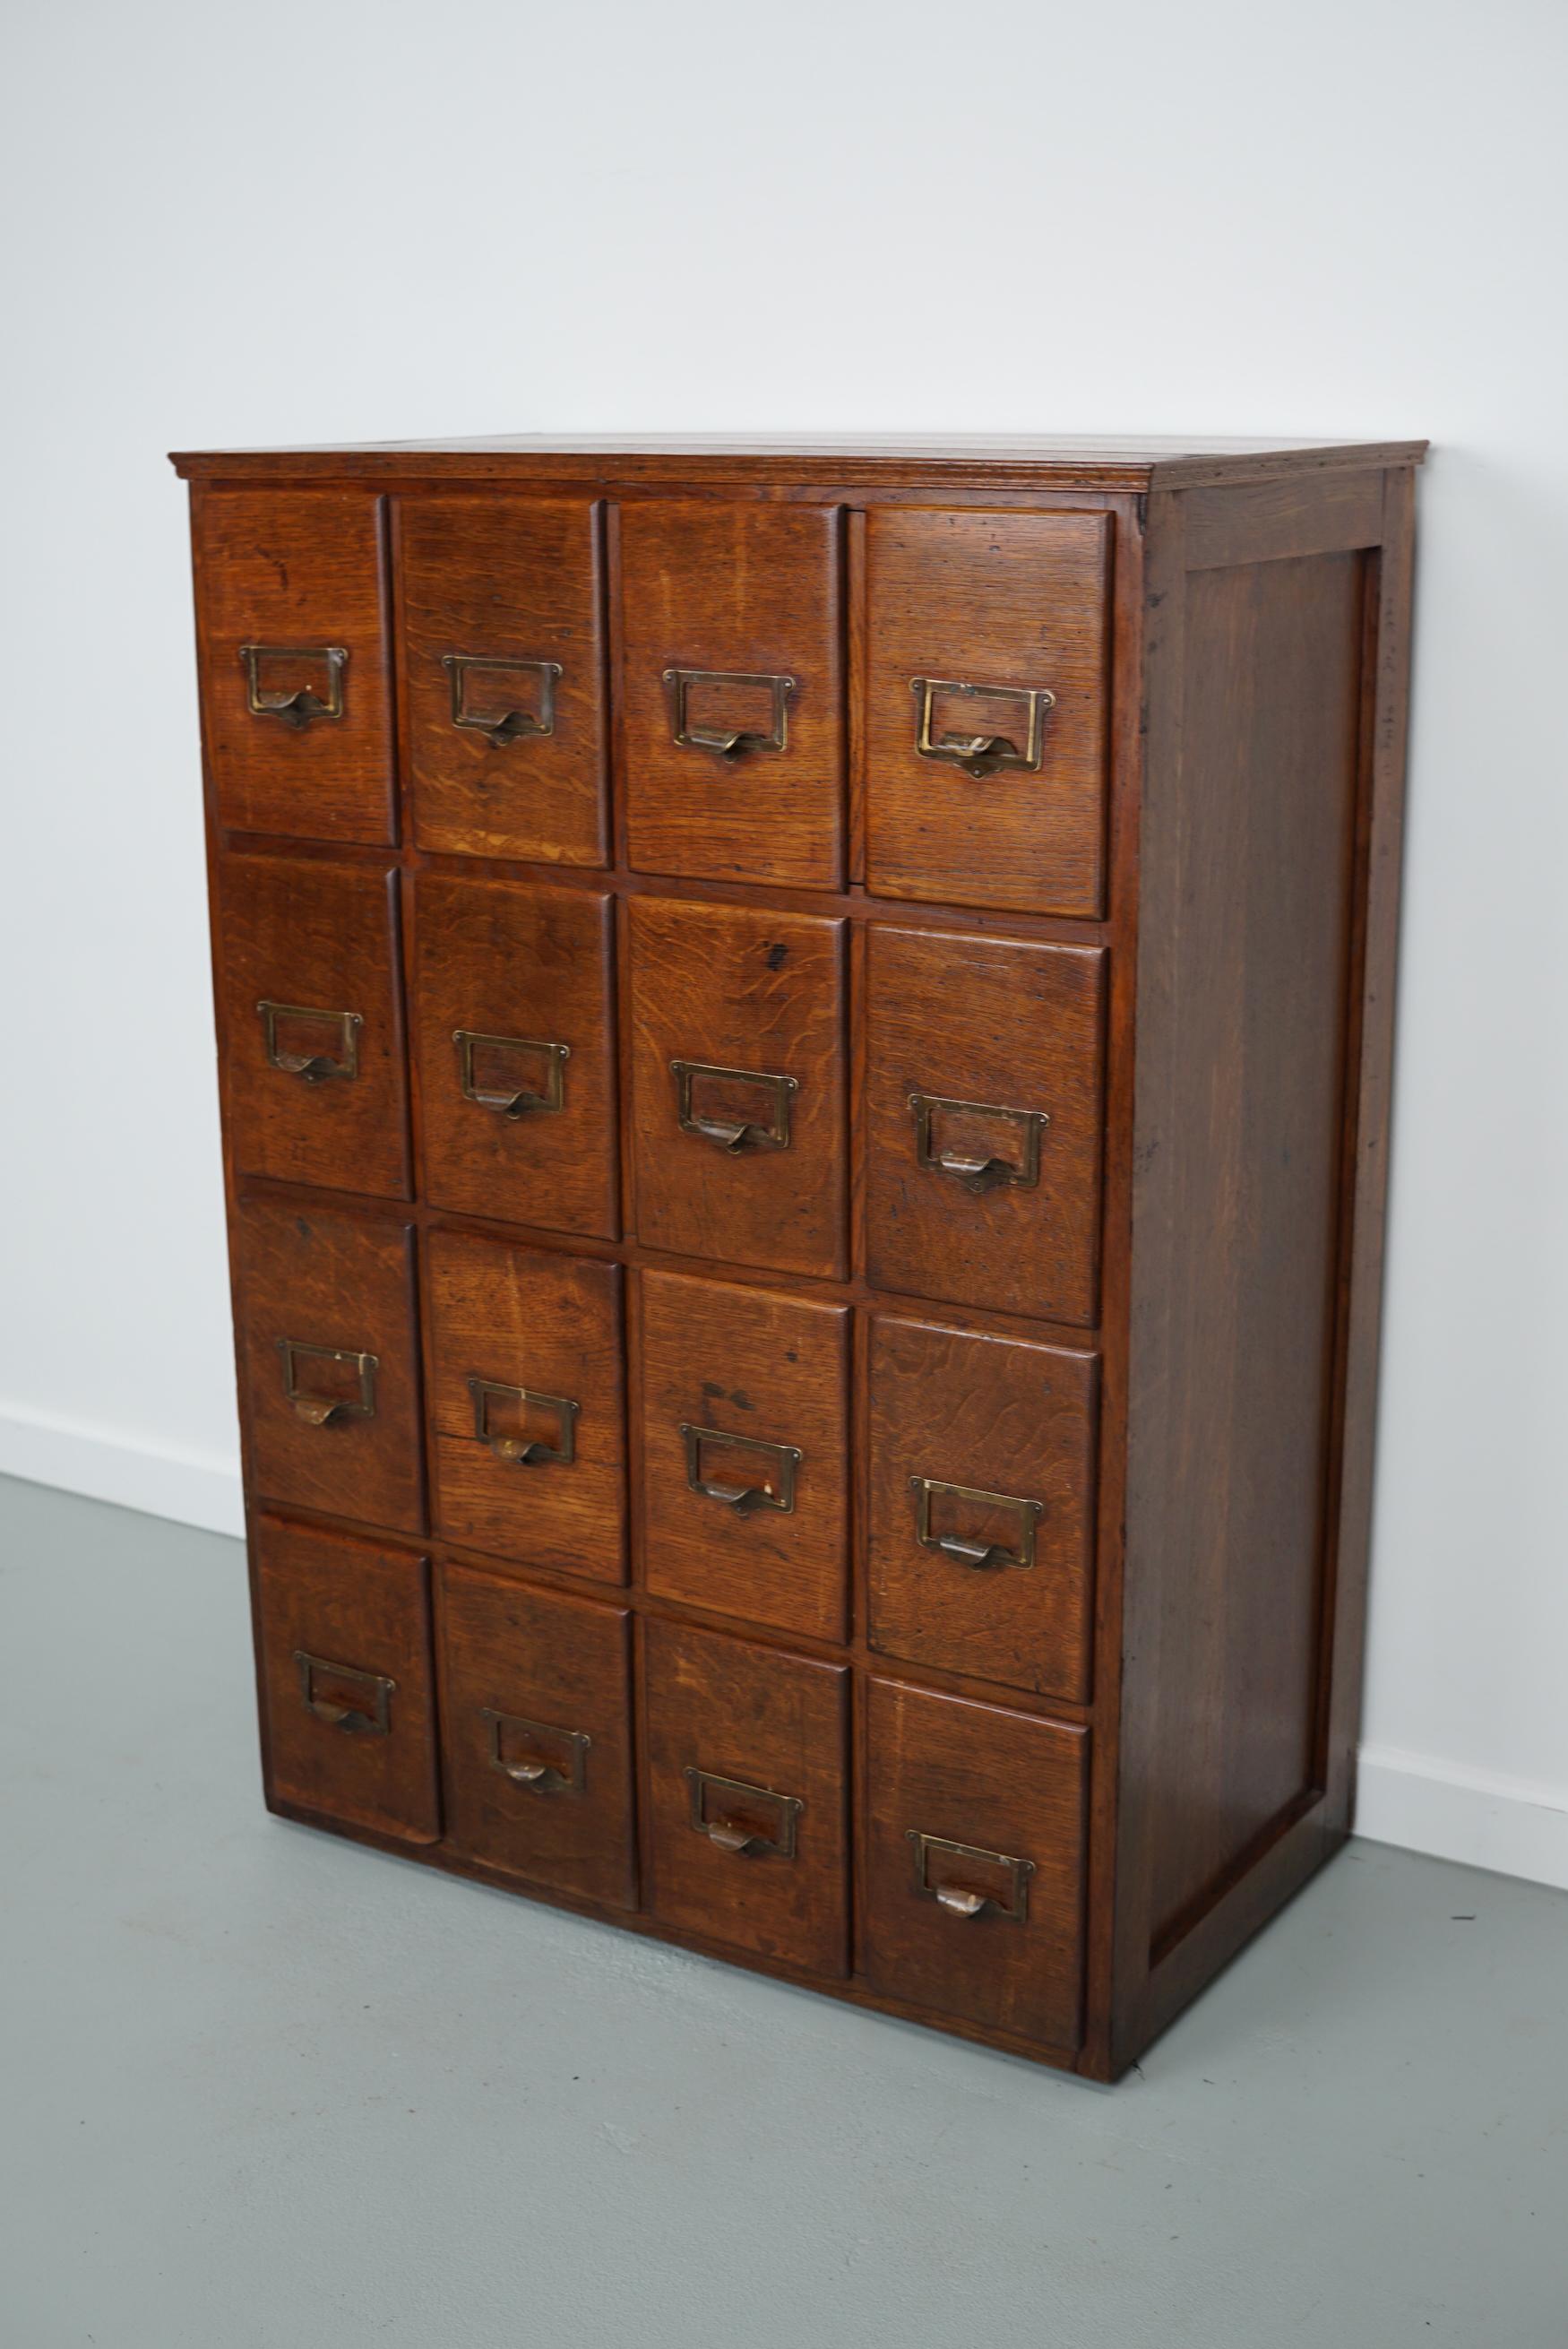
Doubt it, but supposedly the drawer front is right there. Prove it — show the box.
[412,876,618,1239]
[639,1271,850,1642]
[426,1231,625,1580]
[196,491,394,844]
[255,1516,438,1843]
[643,1619,849,1975]
[235,1200,424,1533]
[865,926,1105,1323]
[867,1316,1097,1700]
[619,502,844,889]
[628,896,848,1279]
[399,497,607,865]
[217,854,409,1198]
[437,1562,635,1907]
[862,1678,1087,2049]
[865,509,1111,916]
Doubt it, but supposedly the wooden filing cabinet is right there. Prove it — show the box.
[172,432,1423,2080]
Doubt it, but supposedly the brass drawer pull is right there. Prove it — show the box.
[468,1376,579,1468]
[908,1830,1035,1923]
[909,1091,1048,1195]
[257,1000,362,1084]
[480,1708,590,1796]
[295,1650,394,1735]
[909,676,1055,780]
[685,1766,803,1859]
[453,1029,569,1119]
[239,643,348,728]
[909,1476,1044,1571]
[671,1059,797,1153]
[663,667,796,760]
[442,652,563,748]
[680,1423,801,1516]
[276,1339,379,1428]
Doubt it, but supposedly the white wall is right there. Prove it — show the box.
[3,0,1564,1886]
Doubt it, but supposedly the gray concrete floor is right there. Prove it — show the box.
[1,1476,1564,2349]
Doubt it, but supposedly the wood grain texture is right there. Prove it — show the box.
[234,1198,424,1533]
[196,490,393,842]
[436,1561,634,1907]
[860,1677,1088,2049]
[866,1315,1098,1700]
[618,502,844,888]
[628,895,848,1279]
[1322,471,1417,1843]
[1122,546,1366,1967]
[642,1617,849,1976]
[411,874,618,1238]
[1183,471,1384,571]
[864,924,1106,1323]
[864,508,1111,915]
[397,495,607,864]
[217,853,409,1198]
[255,1515,438,1843]
[425,1228,625,1580]
[639,1268,850,1642]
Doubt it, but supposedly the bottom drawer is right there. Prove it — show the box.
[861,1678,1088,2051]
[643,1619,849,1978]
[255,1516,439,1844]
[437,1563,636,1909]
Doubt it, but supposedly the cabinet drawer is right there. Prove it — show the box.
[628,896,848,1280]
[437,1563,634,1908]
[398,496,607,865]
[865,508,1111,916]
[643,1619,849,1976]
[255,1516,438,1844]
[619,502,844,888]
[862,1679,1087,2050]
[867,1316,1097,1700]
[235,1200,424,1533]
[411,875,618,1239]
[426,1231,625,1580]
[196,491,394,844]
[865,926,1105,1323]
[639,1270,850,1643]
[217,854,409,1198]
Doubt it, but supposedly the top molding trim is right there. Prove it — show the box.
[169,432,1429,493]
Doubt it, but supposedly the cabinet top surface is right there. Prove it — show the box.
[170,431,1427,491]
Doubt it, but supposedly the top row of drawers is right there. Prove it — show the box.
[196,492,1112,917]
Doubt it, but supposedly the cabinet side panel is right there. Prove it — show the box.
[1131,549,1366,1952]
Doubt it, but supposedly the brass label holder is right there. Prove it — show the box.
[909,1476,1044,1571]
[680,1423,801,1516]
[685,1767,803,1858]
[239,643,348,728]
[908,1830,1035,1922]
[468,1377,579,1468]
[480,1708,591,1796]
[909,1092,1048,1195]
[257,999,362,1084]
[671,1059,797,1153]
[663,667,796,760]
[276,1339,379,1428]
[909,676,1055,780]
[442,653,562,747]
[453,1029,569,1119]
[295,1650,394,1735]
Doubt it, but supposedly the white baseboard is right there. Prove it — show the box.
[3,1405,1565,1893]
[1356,1742,1568,1892]
[0,1401,244,1538]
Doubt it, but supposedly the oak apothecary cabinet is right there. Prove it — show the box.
[173,432,1422,2079]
